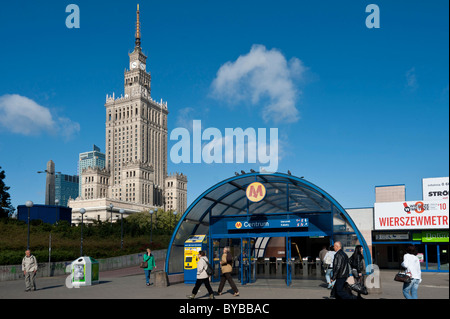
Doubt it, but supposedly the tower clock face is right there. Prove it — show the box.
[140,63,146,71]
[131,62,137,69]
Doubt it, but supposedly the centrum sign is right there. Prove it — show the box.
[375,200,449,230]
[228,218,309,230]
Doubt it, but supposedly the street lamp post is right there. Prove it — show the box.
[80,208,86,256]
[25,201,33,250]
[37,169,61,205]
[149,210,154,244]
[109,203,114,226]
[55,199,59,225]
[119,209,125,249]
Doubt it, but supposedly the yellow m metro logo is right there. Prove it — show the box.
[246,182,266,203]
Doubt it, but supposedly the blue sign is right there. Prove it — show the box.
[228,218,309,230]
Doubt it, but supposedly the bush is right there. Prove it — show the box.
[0,213,175,265]
[0,250,23,265]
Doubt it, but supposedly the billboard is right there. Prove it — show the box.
[422,177,449,201]
[374,200,448,230]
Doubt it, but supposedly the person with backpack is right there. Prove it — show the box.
[323,245,336,289]
[22,249,38,292]
[187,250,214,299]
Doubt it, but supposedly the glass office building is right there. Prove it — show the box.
[78,145,106,193]
[55,174,80,207]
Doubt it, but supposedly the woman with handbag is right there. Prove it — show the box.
[349,245,367,298]
[217,247,239,297]
[401,245,422,299]
[143,248,156,286]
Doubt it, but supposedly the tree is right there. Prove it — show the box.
[125,208,181,234]
[0,166,14,218]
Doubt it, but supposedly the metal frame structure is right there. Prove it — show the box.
[165,172,372,285]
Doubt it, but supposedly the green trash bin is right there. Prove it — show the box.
[71,256,99,287]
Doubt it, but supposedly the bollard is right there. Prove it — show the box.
[154,271,169,287]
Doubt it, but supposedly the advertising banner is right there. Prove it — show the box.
[422,177,449,201]
[374,200,449,230]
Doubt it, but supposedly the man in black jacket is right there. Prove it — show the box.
[330,241,356,299]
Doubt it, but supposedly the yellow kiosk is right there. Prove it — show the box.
[184,235,208,284]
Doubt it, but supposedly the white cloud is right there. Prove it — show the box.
[176,107,199,131]
[0,94,80,140]
[211,44,306,124]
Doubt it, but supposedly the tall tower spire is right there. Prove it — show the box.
[135,4,141,48]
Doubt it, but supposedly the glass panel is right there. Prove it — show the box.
[427,244,438,271]
[333,233,359,257]
[168,245,184,274]
[415,244,427,271]
[333,207,355,233]
[206,182,239,201]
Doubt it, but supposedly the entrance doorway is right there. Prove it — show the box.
[211,235,330,286]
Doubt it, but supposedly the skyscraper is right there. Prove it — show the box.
[69,5,187,223]
[105,4,168,206]
[55,174,79,207]
[78,145,106,194]
[44,160,55,205]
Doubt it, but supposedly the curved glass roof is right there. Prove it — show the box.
[165,172,371,274]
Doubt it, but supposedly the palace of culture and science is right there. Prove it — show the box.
[68,5,187,223]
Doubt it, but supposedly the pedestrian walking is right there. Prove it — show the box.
[319,245,329,274]
[349,245,366,298]
[143,248,156,286]
[217,246,239,297]
[330,241,356,299]
[22,249,38,292]
[401,245,422,299]
[323,245,336,289]
[187,250,215,299]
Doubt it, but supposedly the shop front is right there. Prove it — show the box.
[373,201,449,273]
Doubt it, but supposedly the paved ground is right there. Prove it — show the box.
[0,265,448,300]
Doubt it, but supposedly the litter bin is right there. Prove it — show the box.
[71,256,99,287]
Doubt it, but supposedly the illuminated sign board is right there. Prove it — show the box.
[227,218,309,230]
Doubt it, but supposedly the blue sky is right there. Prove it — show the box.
[0,0,448,212]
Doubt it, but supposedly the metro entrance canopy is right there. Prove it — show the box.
[165,172,371,278]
